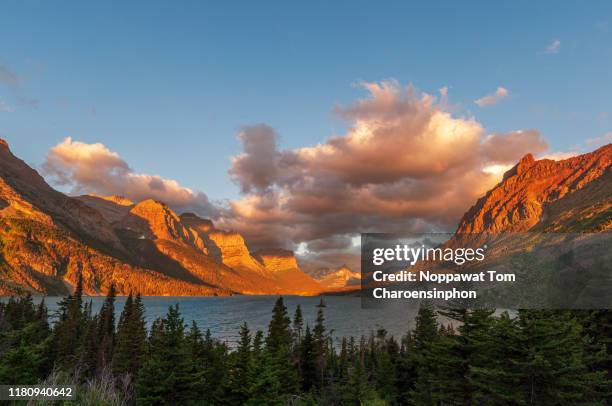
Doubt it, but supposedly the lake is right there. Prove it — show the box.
[33,295,420,347]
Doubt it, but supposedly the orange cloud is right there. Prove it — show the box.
[43,137,218,217]
[221,81,547,248]
[41,82,551,254]
[475,87,508,107]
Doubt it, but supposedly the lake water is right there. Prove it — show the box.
[34,295,419,347]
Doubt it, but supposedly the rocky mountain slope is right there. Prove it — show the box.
[309,265,361,290]
[456,144,611,235]
[0,139,321,296]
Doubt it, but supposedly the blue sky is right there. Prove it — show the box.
[1,0,611,202]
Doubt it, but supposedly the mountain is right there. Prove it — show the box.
[253,249,323,295]
[456,144,611,235]
[309,265,361,290]
[0,139,321,296]
[450,144,611,308]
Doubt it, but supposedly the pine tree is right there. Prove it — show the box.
[518,310,608,404]
[136,305,201,405]
[264,297,299,396]
[435,307,497,404]
[246,351,284,406]
[340,358,376,405]
[293,304,304,345]
[252,330,264,361]
[300,325,317,392]
[0,339,41,384]
[409,302,440,404]
[194,327,228,403]
[266,296,292,353]
[36,298,49,332]
[373,329,397,403]
[78,310,99,378]
[96,283,116,372]
[469,312,523,404]
[113,293,147,377]
[395,333,417,404]
[225,322,253,404]
[52,272,85,370]
[313,304,327,390]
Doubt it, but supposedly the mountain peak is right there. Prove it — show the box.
[310,264,361,289]
[254,249,298,272]
[95,195,134,206]
[0,139,9,151]
[457,145,611,234]
[516,153,535,172]
[180,212,214,233]
[125,199,187,240]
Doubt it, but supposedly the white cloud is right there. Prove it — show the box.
[474,87,509,107]
[0,99,13,112]
[540,151,578,161]
[0,63,19,86]
[546,39,561,54]
[587,132,612,147]
[43,137,219,217]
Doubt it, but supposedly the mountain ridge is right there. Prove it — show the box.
[1,139,610,295]
[456,144,611,235]
[0,139,322,296]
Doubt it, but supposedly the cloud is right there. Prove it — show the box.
[481,130,548,163]
[540,151,579,161]
[43,137,219,217]
[41,81,551,263]
[0,63,19,86]
[229,124,281,193]
[546,39,561,54]
[587,132,612,148]
[474,87,508,107]
[306,235,354,252]
[220,81,546,249]
[0,62,39,109]
[0,99,13,112]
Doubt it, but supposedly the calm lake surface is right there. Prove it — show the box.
[32,295,419,347]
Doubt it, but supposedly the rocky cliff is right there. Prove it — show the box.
[456,144,611,234]
[0,139,322,296]
[309,265,361,290]
[253,250,322,294]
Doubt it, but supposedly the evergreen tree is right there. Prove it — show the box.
[195,327,228,403]
[52,272,85,370]
[113,293,147,377]
[313,304,327,390]
[0,339,41,384]
[396,334,417,404]
[265,297,299,396]
[518,310,608,405]
[409,302,440,404]
[293,304,304,345]
[372,329,397,403]
[252,330,264,361]
[96,283,116,372]
[136,305,201,405]
[470,312,523,404]
[78,310,99,378]
[225,322,253,404]
[266,296,292,353]
[300,325,317,392]
[246,351,284,406]
[340,358,376,405]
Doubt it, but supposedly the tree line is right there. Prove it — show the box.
[0,275,611,405]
